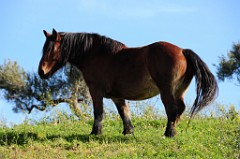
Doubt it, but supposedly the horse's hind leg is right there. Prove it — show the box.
[161,77,192,137]
[160,92,179,137]
[155,85,185,137]
[112,98,134,135]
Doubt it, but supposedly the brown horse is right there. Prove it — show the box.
[38,29,218,137]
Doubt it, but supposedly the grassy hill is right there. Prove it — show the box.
[0,106,239,159]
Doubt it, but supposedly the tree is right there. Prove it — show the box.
[216,42,240,83]
[0,60,91,118]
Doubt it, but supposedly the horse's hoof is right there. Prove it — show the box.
[164,129,177,138]
[123,128,134,135]
[90,130,102,135]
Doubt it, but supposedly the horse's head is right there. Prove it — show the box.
[38,29,63,79]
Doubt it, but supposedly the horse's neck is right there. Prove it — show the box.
[67,47,91,72]
[64,33,126,71]
[67,52,84,71]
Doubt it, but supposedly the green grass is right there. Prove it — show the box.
[0,111,239,159]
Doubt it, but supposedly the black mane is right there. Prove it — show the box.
[59,32,126,61]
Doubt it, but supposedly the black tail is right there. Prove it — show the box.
[183,49,218,118]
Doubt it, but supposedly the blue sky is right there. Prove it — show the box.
[0,0,240,125]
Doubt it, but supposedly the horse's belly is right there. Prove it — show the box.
[106,76,160,100]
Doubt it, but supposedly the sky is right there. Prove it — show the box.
[0,0,240,125]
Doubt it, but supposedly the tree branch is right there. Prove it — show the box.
[27,98,84,113]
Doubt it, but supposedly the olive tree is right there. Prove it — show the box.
[0,60,90,118]
[216,43,240,83]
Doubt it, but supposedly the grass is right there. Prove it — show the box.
[0,107,239,159]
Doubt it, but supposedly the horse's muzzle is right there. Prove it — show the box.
[38,68,49,79]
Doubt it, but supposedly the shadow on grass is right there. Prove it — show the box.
[0,132,38,145]
[0,131,136,146]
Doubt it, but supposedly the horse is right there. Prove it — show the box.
[38,29,218,137]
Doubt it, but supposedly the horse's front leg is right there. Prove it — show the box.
[112,98,134,135]
[89,88,104,135]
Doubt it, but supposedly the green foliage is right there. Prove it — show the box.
[0,106,239,159]
[0,60,27,101]
[215,103,239,120]
[0,60,90,118]
[216,42,240,83]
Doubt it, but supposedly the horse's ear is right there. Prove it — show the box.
[52,28,58,41]
[52,28,57,35]
[43,30,51,38]
[52,28,61,41]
